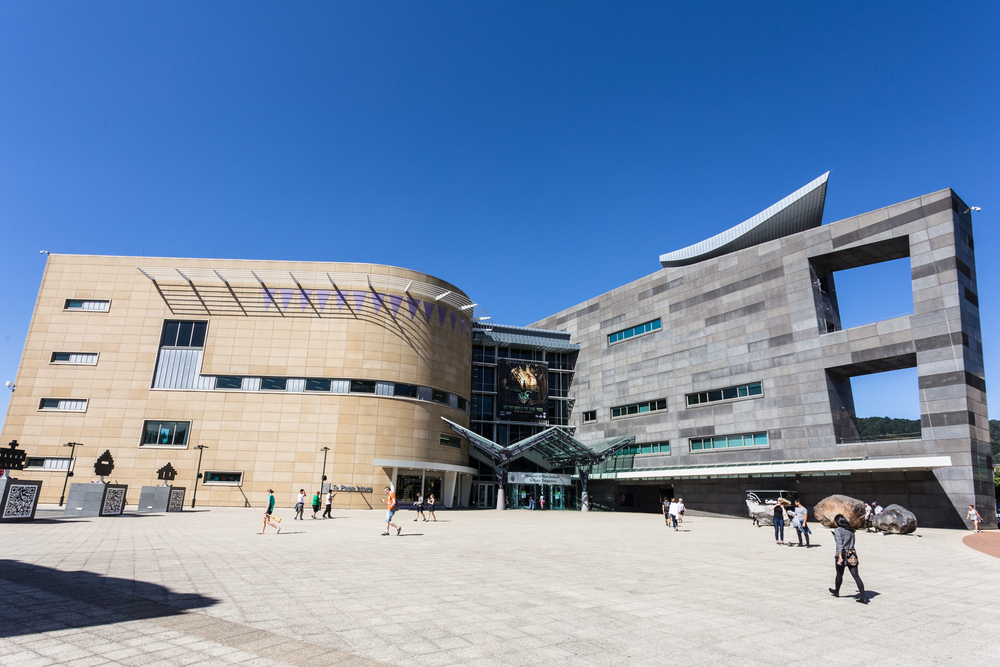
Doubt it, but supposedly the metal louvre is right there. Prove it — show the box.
[137,266,491,330]
[153,349,206,389]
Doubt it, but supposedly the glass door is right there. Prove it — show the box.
[425,476,443,503]
[551,485,565,510]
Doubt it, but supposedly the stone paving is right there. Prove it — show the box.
[2,505,999,667]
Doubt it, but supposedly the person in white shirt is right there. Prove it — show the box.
[967,505,983,533]
[322,489,336,518]
[668,498,680,531]
[677,498,686,524]
[294,489,305,520]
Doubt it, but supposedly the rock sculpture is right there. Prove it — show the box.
[813,494,866,529]
[872,504,917,534]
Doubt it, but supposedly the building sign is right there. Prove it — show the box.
[497,360,548,422]
[508,472,572,486]
[325,484,373,493]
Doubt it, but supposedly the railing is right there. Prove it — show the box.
[837,433,921,444]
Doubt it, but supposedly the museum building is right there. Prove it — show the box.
[0,174,992,527]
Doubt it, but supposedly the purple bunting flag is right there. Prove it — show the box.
[388,294,403,317]
[407,296,420,319]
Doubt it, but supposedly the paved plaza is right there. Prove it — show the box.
[2,505,998,667]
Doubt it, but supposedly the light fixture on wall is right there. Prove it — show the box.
[964,207,981,214]
[4,381,13,392]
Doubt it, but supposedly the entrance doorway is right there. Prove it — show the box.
[474,483,495,508]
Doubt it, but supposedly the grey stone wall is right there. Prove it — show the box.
[532,188,991,528]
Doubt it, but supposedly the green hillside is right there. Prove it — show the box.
[857,417,999,456]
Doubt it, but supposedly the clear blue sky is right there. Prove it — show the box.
[1,2,998,426]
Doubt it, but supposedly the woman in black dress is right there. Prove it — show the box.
[426,494,437,521]
[830,514,867,604]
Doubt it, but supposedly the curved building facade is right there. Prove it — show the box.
[2,256,477,509]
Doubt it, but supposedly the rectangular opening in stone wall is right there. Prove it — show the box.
[810,237,912,332]
[827,359,919,444]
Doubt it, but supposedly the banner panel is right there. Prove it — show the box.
[497,360,549,422]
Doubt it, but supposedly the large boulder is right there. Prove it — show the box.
[814,494,867,529]
[872,504,917,534]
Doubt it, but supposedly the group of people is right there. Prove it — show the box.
[661,497,685,530]
[863,501,883,532]
[771,498,811,547]
[292,488,338,520]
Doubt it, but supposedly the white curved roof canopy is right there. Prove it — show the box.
[659,172,830,268]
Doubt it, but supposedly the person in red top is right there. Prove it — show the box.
[381,485,402,536]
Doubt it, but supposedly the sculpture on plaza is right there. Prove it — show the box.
[872,503,918,534]
[813,494,866,529]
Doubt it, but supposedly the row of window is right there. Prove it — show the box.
[209,376,468,411]
[25,457,74,470]
[686,382,762,406]
[39,399,88,412]
[608,318,661,345]
[690,432,768,451]
[614,442,671,456]
[161,320,208,348]
[64,299,110,311]
[471,346,573,370]
[611,398,667,419]
[51,352,99,364]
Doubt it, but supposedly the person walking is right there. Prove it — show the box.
[773,500,787,545]
[540,494,546,510]
[322,489,336,518]
[259,489,280,534]
[294,489,305,520]
[792,499,810,547]
[668,498,681,531]
[380,485,401,535]
[967,505,984,533]
[426,494,437,521]
[864,502,874,533]
[677,498,686,524]
[528,493,535,510]
[829,514,867,604]
[311,491,321,519]
[413,493,426,521]
[662,495,671,528]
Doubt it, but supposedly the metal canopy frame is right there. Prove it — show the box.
[442,417,635,475]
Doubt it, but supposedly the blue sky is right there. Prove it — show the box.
[1,2,998,425]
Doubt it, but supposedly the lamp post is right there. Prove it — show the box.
[319,446,330,492]
[191,445,208,509]
[58,442,80,506]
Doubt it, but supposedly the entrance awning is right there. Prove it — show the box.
[611,455,952,480]
[373,459,477,475]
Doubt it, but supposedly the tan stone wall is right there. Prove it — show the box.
[1,255,473,509]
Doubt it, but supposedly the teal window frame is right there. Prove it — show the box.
[608,318,662,345]
[687,382,763,407]
[614,442,670,456]
[610,398,667,419]
[690,432,767,451]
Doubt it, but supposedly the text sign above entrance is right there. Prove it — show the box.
[508,472,572,486]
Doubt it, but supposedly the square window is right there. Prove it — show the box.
[583,410,597,423]
[748,383,763,396]
[432,389,448,404]
[691,440,703,450]
[350,380,376,393]
[216,376,242,390]
[722,387,738,400]
[708,390,723,402]
[305,378,331,392]
[656,399,667,410]
[260,377,287,391]
[394,383,419,398]
[738,386,748,397]
[639,404,650,413]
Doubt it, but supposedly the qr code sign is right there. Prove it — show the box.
[168,488,184,512]
[102,487,126,515]
[3,484,38,519]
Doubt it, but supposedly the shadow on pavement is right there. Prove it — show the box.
[0,560,218,638]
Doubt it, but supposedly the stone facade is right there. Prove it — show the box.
[532,188,991,528]
[1,255,474,510]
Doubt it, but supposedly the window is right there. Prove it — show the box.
[50,352,98,364]
[160,321,208,347]
[64,299,110,311]
[473,346,497,364]
[38,398,87,412]
[216,376,243,390]
[610,398,667,419]
[203,471,243,485]
[141,420,190,447]
[583,410,597,423]
[350,380,376,394]
[456,396,468,412]
[432,389,448,405]
[393,383,419,398]
[440,434,462,448]
[472,366,495,392]
[260,377,287,391]
[305,378,331,392]
[615,442,670,456]
[472,395,494,421]
[25,457,74,470]
[686,382,763,406]
[608,318,661,345]
[690,432,768,451]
